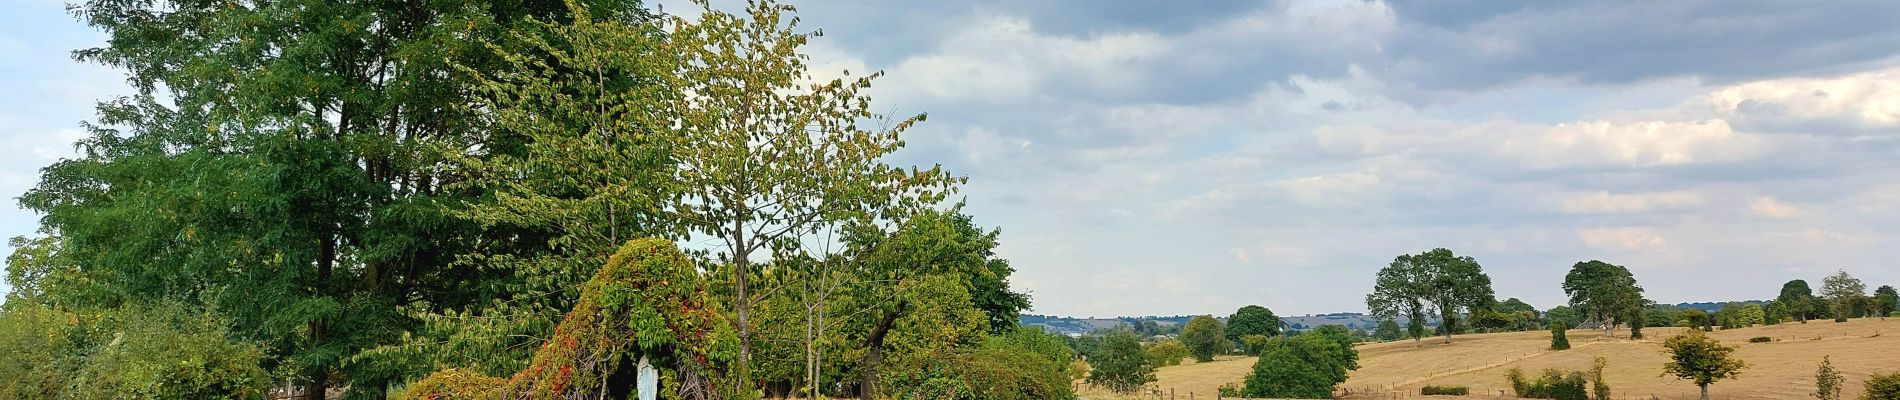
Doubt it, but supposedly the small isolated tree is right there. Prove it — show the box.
[1592,356,1611,400]
[1374,319,1403,341]
[1227,305,1282,341]
[1563,260,1645,338]
[1661,329,1748,400]
[1815,355,1843,400]
[1783,280,1820,323]
[1875,286,1898,321]
[1180,315,1230,362]
[1821,270,1867,322]
[1242,329,1359,399]
[1085,332,1155,394]
[1550,323,1571,350]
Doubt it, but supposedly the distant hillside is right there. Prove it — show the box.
[1020,312,1439,336]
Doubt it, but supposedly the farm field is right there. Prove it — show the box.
[1082,318,1900,399]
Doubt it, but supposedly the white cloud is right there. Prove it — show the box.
[1498,119,1765,169]
[1577,227,1668,252]
[1229,247,1251,264]
[1558,191,1704,214]
[1700,68,1900,132]
[1749,197,1808,219]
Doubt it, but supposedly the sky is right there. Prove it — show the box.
[7,1,1900,318]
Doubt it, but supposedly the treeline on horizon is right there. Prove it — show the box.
[0,0,1080,399]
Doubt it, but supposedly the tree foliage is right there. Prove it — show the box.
[1782,280,1822,323]
[0,301,271,400]
[1877,286,1899,320]
[1084,332,1155,394]
[1815,356,1843,400]
[1179,315,1231,362]
[1821,271,1866,322]
[1366,248,1496,344]
[1144,340,1191,367]
[1227,305,1282,341]
[1660,329,1747,400]
[1241,328,1359,399]
[1563,260,1645,338]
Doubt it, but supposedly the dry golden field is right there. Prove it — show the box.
[1079,318,1900,400]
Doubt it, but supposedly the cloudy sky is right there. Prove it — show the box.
[8,1,1900,318]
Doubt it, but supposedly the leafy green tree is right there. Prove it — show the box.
[1085,332,1155,394]
[1550,323,1571,350]
[1563,260,1645,338]
[1498,298,1542,330]
[1874,286,1898,320]
[1545,306,1583,330]
[655,0,966,382]
[31,1,659,396]
[1661,329,1748,400]
[1374,319,1404,341]
[1366,248,1496,344]
[1227,305,1282,341]
[1765,301,1788,325]
[1816,355,1843,400]
[1591,356,1611,400]
[1782,280,1821,323]
[1179,315,1231,362]
[841,208,1025,397]
[1241,328,1359,399]
[1821,270,1866,322]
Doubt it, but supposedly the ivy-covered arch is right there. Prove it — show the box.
[398,238,737,399]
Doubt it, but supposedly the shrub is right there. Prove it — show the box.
[1590,357,1611,400]
[0,301,271,400]
[1506,367,1590,400]
[1179,315,1230,362]
[1421,385,1470,395]
[1241,332,1359,399]
[1085,332,1155,394]
[1550,323,1571,350]
[1749,336,1773,343]
[1815,356,1842,400]
[1239,334,1273,356]
[1143,340,1190,367]
[1218,383,1243,397]
[1866,373,1900,400]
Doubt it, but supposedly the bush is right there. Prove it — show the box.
[1218,383,1243,397]
[1143,340,1190,367]
[1590,357,1610,400]
[1241,331,1360,399]
[0,301,271,400]
[1867,373,1900,400]
[1749,336,1773,343]
[1239,334,1273,356]
[1550,323,1571,350]
[1421,385,1470,395]
[1085,332,1155,394]
[1816,356,1842,400]
[1506,367,1590,400]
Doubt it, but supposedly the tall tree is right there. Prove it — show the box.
[1366,248,1495,344]
[659,0,962,380]
[1562,260,1645,338]
[1179,315,1231,362]
[1779,280,1819,323]
[31,1,650,397]
[1876,285,1899,320]
[1227,305,1283,342]
[1819,270,1866,322]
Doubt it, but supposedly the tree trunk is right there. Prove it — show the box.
[859,305,904,400]
[1699,384,1709,400]
[307,235,336,400]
